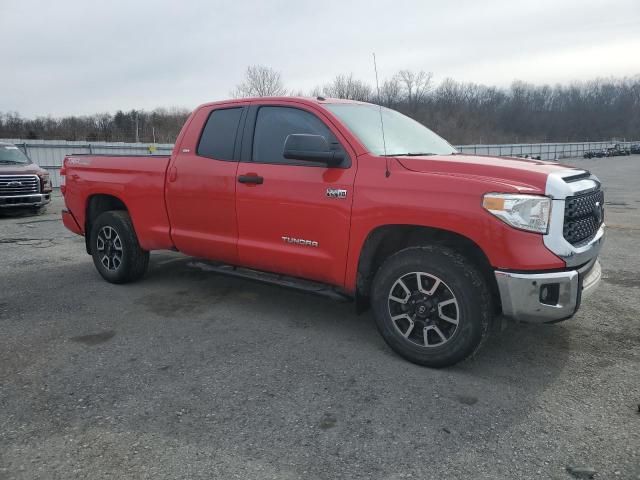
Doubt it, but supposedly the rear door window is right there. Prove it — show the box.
[197,107,244,161]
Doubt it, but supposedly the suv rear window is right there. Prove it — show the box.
[197,107,244,161]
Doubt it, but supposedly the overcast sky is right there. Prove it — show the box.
[1,0,639,117]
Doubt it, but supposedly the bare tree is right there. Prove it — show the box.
[378,77,402,107]
[322,74,372,101]
[233,65,287,98]
[396,70,433,111]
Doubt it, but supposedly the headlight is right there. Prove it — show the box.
[39,173,52,192]
[482,193,551,234]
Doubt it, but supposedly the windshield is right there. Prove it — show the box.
[325,103,456,156]
[0,144,31,164]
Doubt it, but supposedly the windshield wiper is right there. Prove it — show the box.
[382,152,438,157]
[0,160,24,164]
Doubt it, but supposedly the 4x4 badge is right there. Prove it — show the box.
[326,188,347,199]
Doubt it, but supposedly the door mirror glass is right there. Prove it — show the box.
[283,134,344,166]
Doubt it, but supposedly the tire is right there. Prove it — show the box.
[370,245,492,368]
[90,210,149,284]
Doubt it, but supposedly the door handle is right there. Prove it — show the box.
[168,166,178,182]
[238,174,264,185]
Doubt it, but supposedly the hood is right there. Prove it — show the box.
[395,154,582,193]
[0,162,44,175]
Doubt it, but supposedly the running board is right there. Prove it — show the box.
[186,261,352,302]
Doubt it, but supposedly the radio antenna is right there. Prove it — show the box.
[372,52,390,177]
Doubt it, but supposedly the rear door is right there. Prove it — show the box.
[234,101,357,286]
[165,103,247,263]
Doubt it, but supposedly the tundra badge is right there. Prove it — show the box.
[282,236,319,248]
[326,188,347,199]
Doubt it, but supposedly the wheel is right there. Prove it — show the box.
[89,210,149,284]
[370,246,492,367]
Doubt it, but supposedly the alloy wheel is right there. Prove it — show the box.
[387,271,460,347]
[96,226,123,271]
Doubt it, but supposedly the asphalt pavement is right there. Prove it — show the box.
[1,156,639,479]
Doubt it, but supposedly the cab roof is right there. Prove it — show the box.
[196,96,372,110]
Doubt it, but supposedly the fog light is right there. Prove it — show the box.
[539,283,560,305]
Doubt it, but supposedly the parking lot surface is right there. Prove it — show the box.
[1,156,639,479]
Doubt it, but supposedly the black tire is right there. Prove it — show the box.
[90,210,149,284]
[370,245,492,368]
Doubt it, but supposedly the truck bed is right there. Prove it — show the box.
[62,154,174,251]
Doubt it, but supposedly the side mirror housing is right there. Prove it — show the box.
[283,134,344,166]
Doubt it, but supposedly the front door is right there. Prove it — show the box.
[234,102,357,287]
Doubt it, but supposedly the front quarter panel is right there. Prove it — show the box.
[344,157,565,292]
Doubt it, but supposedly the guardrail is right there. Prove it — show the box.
[455,141,637,161]
[2,138,637,187]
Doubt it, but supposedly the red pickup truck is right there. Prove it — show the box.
[61,97,605,367]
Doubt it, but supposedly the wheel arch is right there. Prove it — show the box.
[85,194,129,254]
[355,224,501,314]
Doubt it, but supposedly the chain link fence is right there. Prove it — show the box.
[455,141,637,160]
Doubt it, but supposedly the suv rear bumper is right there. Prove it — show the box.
[0,193,51,208]
[495,259,601,323]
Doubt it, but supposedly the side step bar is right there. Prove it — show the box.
[187,261,353,302]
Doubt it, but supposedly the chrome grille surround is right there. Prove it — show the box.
[544,170,605,267]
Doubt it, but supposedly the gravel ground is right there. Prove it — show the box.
[1,156,639,480]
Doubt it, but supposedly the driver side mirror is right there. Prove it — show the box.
[283,134,344,166]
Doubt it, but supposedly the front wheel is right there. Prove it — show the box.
[90,211,149,284]
[371,246,492,367]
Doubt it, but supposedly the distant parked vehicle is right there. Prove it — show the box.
[584,149,607,158]
[614,144,631,156]
[606,144,631,157]
[0,142,52,212]
[630,144,640,154]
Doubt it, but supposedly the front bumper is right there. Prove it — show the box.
[495,259,602,323]
[0,193,51,208]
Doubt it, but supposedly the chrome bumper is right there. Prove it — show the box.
[495,259,602,323]
[0,193,51,208]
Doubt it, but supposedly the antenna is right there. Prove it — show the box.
[373,53,390,177]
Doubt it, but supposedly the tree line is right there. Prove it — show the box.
[2,65,638,145]
[0,108,190,144]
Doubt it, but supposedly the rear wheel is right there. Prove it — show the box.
[371,246,492,367]
[90,211,149,284]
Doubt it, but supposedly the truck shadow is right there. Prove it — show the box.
[0,206,47,218]
[141,255,572,411]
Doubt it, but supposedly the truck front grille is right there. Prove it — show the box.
[563,189,604,246]
[0,175,40,196]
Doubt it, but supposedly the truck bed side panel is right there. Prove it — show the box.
[64,155,174,251]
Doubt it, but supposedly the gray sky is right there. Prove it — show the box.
[1,0,639,117]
